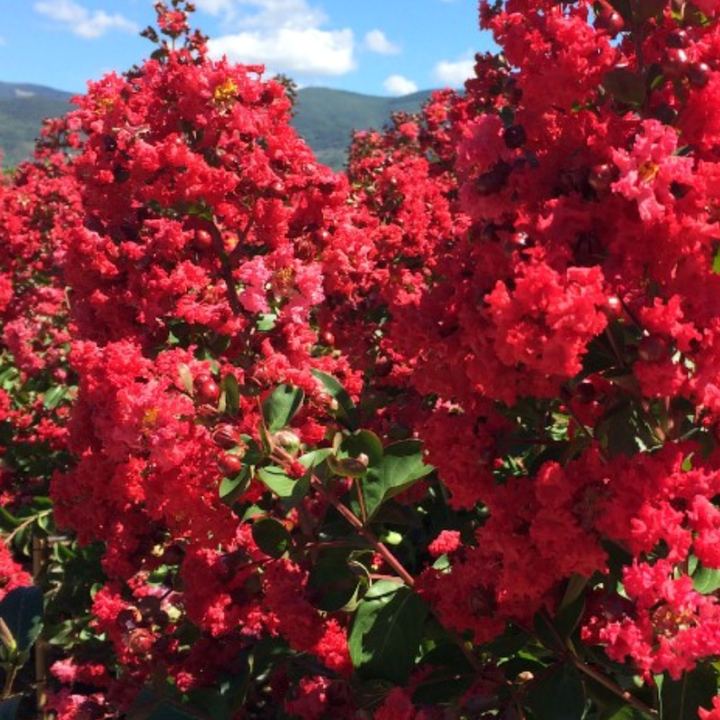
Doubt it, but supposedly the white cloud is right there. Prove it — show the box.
[209,27,355,76]
[432,55,475,87]
[206,0,356,77]
[364,29,400,55]
[34,0,137,39]
[14,89,36,98]
[194,0,235,14]
[383,74,418,96]
[199,0,326,29]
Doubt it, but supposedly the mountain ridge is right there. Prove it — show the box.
[0,81,434,170]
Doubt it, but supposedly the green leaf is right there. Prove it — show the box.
[712,249,720,275]
[361,440,433,520]
[412,669,475,705]
[262,384,304,432]
[525,662,586,720]
[298,448,334,469]
[327,454,369,478]
[660,664,718,720]
[603,68,647,106]
[256,465,310,510]
[311,369,359,430]
[178,363,194,395]
[221,374,240,417]
[308,557,369,612]
[252,518,291,558]
[604,707,651,720]
[349,580,428,684]
[0,507,21,532]
[139,701,205,720]
[412,644,476,705]
[43,385,67,409]
[0,697,21,720]
[256,312,277,332]
[533,611,565,652]
[219,467,251,506]
[554,591,586,642]
[340,430,384,467]
[0,586,43,653]
[692,565,720,595]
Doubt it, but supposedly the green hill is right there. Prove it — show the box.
[292,87,435,170]
[0,82,74,168]
[0,81,434,172]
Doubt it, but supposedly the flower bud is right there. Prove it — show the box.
[213,423,241,449]
[687,62,711,88]
[218,453,243,476]
[196,379,220,405]
[126,628,155,655]
[503,124,527,149]
[638,335,670,363]
[272,429,301,455]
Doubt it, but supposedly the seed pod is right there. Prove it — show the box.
[196,379,221,405]
[213,423,241,449]
[327,453,369,478]
[218,453,243,476]
[503,124,527,149]
[272,429,301,455]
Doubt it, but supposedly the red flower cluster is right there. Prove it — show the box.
[6,0,720,718]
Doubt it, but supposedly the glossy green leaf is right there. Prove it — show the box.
[361,440,433,520]
[311,369,359,430]
[252,518,291,558]
[692,565,720,595]
[0,507,21,531]
[221,374,240,417]
[349,580,428,684]
[412,644,476,704]
[219,466,251,506]
[327,454,369,478]
[177,363,194,395]
[340,430,384,467]
[308,557,369,612]
[43,385,68,409]
[256,312,277,332]
[0,585,43,653]
[525,662,586,720]
[298,448,334,469]
[604,707,652,720]
[256,465,311,510]
[261,384,304,432]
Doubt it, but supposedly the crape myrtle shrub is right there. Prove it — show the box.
[5,0,720,718]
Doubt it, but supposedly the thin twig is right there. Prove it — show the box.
[2,510,52,546]
[205,221,242,315]
[33,535,49,720]
[575,660,657,717]
[310,475,416,587]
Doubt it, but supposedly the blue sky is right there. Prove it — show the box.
[0,0,495,97]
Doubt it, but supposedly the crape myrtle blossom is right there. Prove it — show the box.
[7,0,720,717]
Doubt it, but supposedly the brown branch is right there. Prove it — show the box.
[205,221,242,315]
[575,660,657,718]
[229,217,254,266]
[309,475,416,587]
[33,535,49,720]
